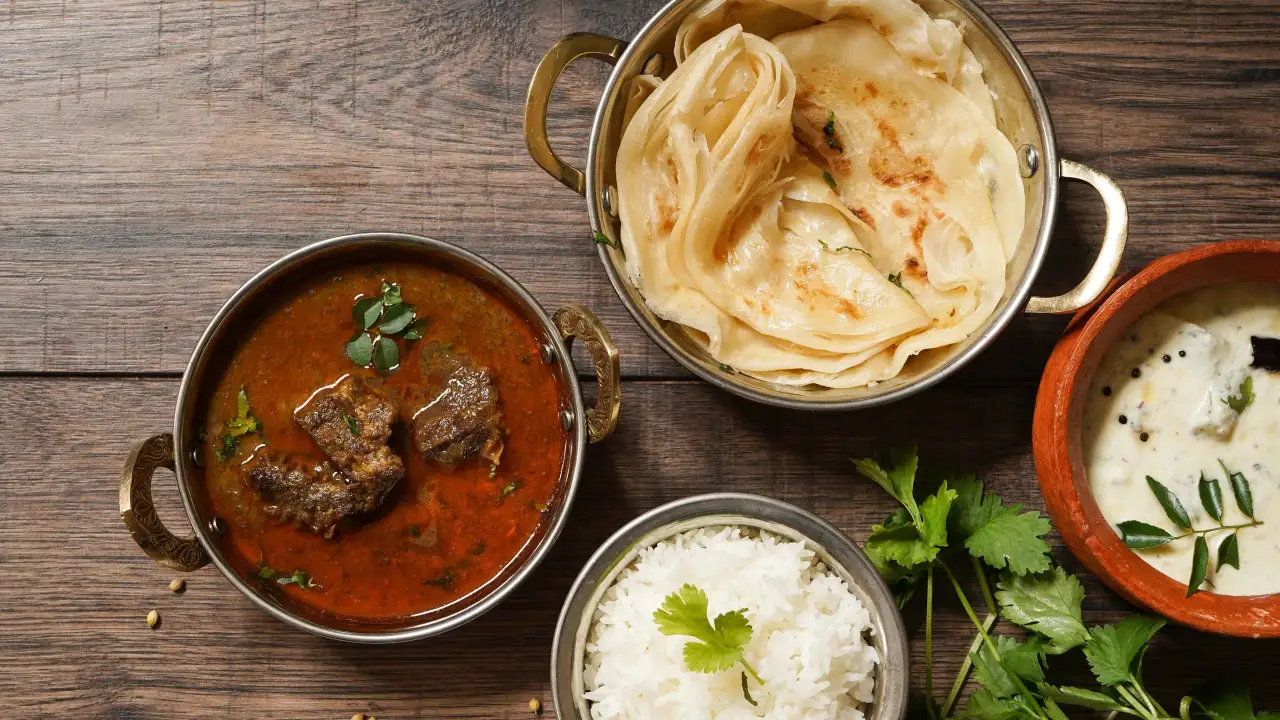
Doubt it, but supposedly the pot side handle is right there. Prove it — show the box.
[120,433,211,572]
[524,33,627,196]
[554,304,621,443]
[1026,159,1129,314]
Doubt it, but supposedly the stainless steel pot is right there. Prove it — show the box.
[551,493,910,720]
[120,232,621,643]
[524,0,1128,410]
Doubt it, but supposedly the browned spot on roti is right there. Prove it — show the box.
[875,118,901,151]
[837,297,862,318]
[798,261,819,278]
[871,152,940,190]
[892,201,912,218]
[904,255,928,280]
[747,134,773,168]
[852,207,876,229]
[911,215,930,248]
[864,81,880,98]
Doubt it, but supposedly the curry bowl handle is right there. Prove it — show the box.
[1026,159,1129,314]
[120,434,211,571]
[524,32,627,196]
[554,304,621,443]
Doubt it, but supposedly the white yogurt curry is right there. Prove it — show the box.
[1084,283,1280,595]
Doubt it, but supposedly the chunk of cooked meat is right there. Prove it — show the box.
[246,453,383,537]
[407,344,504,465]
[293,374,404,490]
[245,375,405,536]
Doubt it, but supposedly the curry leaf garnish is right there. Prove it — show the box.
[593,230,617,248]
[353,296,384,330]
[403,318,429,341]
[1117,520,1174,549]
[1188,535,1209,596]
[653,584,763,702]
[347,332,374,366]
[381,281,402,307]
[371,336,399,374]
[1199,472,1224,522]
[1218,532,1241,571]
[1223,376,1254,414]
[379,303,416,335]
[1145,476,1192,529]
[499,480,519,500]
[1220,459,1255,518]
[343,413,359,436]
[822,170,838,190]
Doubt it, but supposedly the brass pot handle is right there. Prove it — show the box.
[120,434,210,571]
[1026,159,1129,314]
[554,304,621,443]
[524,32,627,196]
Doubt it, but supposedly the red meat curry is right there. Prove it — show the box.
[198,262,567,621]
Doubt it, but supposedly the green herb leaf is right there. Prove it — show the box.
[822,170,838,190]
[347,332,374,366]
[958,689,1022,720]
[371,336,399,374]
[996,568,1088,654]
[343,413,359,436]
[276,569,319,589]
[970,644,1017,698]
[423,569,456,590]
[888,272,915,299]
[499,480,519,500]
[718,363,735,374]
[403,318,430,341]
[1146,476,1192,529]
[1036,684,1125,712]
[381,281,402,307]
[593,231,617,248]
[865,509,938,569]
[1083,615,1166,685]
[995,635,1045,684]
[1117,520,1174,549]
[257,566,280,580]
[919,481,957,549]
[1223,376,1255,414]
[1197,680,1264,720]
[1221,459,1255,518]
[740,671,758,707]
[379,303,415,335]
[214,434,239,462]
[1200,472,1225,523]
[966,508,1053,576]
[1188,534,1209,597]
[353,296,384,329]
[1218,532,1241,571]
[489,462,498,478]
[851,446,921,523]
[224,387,262,437]
[653,584,753,676]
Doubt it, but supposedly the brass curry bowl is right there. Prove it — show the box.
[524,0,1129,410]
[119,232,621,643]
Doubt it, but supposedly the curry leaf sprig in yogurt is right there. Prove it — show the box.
[852,447,1271,720]
[1119,467,1263,596]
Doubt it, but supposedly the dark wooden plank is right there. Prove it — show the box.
[1,0,1278,377]
[3,377,1278,717]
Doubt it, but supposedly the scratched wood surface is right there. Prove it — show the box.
[2,0,1280,717]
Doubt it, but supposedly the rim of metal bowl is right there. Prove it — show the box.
[173,232,589,643]
[550,493,910,720]
[585,0,1059,411]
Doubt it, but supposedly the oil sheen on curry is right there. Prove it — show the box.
[200,262,567,621]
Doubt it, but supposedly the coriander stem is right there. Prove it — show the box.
[940,612,995,717]
[925,565,935,713]
[972,556,997,616]
[739,659,762,685]
[1116,685,1155,720]
[1130,677,1170,719]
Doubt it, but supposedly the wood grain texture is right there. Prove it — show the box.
[1,0,1278,376]
[3,378,1279,717]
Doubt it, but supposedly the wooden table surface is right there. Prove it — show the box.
[4,0,1279,717]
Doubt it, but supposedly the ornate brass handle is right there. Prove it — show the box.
[120,434,210,571]
[524,32,627,196]
[554,304,621,443]
[1026,159,1129,314]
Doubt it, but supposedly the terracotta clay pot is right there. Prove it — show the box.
[1034,240,1280,637]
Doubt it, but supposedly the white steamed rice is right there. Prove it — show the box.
[583,526,879,720]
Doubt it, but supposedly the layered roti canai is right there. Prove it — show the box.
[616,0,1025,387]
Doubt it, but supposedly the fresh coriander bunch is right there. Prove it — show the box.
[852,447,1270,720]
